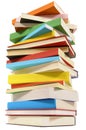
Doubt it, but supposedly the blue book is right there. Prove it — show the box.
[6,56,61,70]
[20,24,53,42]
[7,99,57,110]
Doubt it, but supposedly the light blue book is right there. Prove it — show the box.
[7,99,56,110]
[6,56,61,70]
[20,24,53,42]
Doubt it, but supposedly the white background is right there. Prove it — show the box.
[0,0,85,129]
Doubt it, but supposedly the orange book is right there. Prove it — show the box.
[11,80,65,89]
[12,1,65,25]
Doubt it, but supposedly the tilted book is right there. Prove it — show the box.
[12,1,65,25]
[10,18,75,44]
[11,86,78,102]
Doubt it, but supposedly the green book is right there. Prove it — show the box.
[10,18,75,44]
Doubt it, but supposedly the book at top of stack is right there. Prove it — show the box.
[6,1,78,127]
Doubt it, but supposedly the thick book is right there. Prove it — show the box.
[11,86,78,102]
[6,109,76,116]
[8,71,72,85]
[7,99,77,110]
[12,1,65,25]
[8,116,75,126]
[8,36,76,58]
[6,82,71,94]
[7,48,74,67]
[10,18,75,44]
[10,61,78,78]
[7,47,69,58]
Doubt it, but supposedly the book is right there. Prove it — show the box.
[7,48,74,68]
[14,14,69,31]
[10,61,78,78]
[20,13,50,23]
[9,30,60,46]
[7,56,62,70]
[20,24,54,42]
[16,14,76,34]
[11,87,78,102]
[6,82,71,94]
[15,24,54,43]
[14,22,38,32]
[8,71,72,85]
[6,109,76,116]
[7,99,77,110]
[11,80,65,89]
[7,47,69,58]
[8,36,76,58]
[38,14,68,23]
[17,14,69,24]
[12,1,65,25]
[10,18,75,44]
[8,116,75,126]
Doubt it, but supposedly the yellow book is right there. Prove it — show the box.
[8,71,71,85]
[12,30,59,46]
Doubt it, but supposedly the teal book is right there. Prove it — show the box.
[6,56,60,70]
[10,18,75,44]
[7,99,59,110]
[20,24,53,41]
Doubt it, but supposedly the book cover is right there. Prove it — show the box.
[8,71,72,85]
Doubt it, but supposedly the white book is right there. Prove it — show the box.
[6,109,76,116]
[13,61,77,78]
[8,116,75,126]
[11,86,78,102]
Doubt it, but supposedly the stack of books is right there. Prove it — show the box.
[6,1,79,127]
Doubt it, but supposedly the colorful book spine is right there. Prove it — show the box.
[8,99,56,110]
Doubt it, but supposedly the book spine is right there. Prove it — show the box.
[7,99,56,110]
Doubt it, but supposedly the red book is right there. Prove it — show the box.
[7,36,76,58]
[7,48,74,68]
